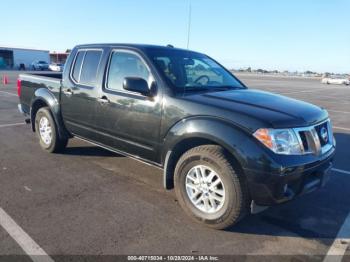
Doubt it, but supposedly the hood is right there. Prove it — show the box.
[183,89,328,130]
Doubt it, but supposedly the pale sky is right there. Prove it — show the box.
[1,0,349,73]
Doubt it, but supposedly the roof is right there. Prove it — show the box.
[74,43,193,52]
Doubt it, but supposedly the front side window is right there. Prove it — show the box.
[107,51,151,91]
[148,49,244,93]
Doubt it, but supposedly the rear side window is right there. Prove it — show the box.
[80,51,102,86]
[72,51,85,82]
[71,50,102,86]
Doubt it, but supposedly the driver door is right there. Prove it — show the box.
[94,49,163,162]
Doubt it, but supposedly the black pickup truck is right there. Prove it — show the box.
[18,44,336,229]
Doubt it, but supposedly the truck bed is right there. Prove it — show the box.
[19,72,62,115]
[26,72,62,79]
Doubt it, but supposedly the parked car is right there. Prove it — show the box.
[49,63,64,72]
[17,44,336,229]
[31,61,49,71]
[321,76,350,85]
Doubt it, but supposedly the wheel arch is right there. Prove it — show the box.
[30,88,70,140]
[162,117,249,189]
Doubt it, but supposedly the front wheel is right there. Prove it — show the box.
[35,107,68,153]
[174,145,249,229]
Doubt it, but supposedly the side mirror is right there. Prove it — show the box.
[123,77,151,96]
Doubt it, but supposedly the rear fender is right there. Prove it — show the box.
[30,88,70,139]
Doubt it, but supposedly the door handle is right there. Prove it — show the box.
[97,96,110,104]
[63,89,73,96]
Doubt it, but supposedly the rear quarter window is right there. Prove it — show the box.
[72,51,85,82]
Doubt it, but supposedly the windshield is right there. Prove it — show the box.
[38,61,47,64]
[147,49,245,93]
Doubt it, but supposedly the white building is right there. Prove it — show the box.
[0,46,50,70]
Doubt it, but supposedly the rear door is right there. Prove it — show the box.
[94,49,163,162]
[61,49,103,139]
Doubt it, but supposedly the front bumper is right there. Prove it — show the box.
[244,148,335,206]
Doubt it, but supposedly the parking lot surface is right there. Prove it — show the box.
[0,71,349,260]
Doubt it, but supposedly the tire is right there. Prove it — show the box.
[174,145,249,229]
[34,107,68,153]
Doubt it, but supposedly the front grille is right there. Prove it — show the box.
[293,119,333,155]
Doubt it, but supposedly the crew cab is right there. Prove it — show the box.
[17,44,336,229]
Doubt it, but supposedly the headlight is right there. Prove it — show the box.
[253,128,303,155]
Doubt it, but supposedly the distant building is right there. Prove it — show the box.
[0,46,50,70]
[50,52,69,64]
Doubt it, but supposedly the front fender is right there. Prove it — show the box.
[162,117,249,166]
[30,88,70,139]
[162,117,253,189]
[161,116,283,189]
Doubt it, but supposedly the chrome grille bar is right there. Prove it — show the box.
[293,119,333,156]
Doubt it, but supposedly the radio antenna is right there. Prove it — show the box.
[186,1,192,49]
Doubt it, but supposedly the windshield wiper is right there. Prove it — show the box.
[212,85,244,90]
[210,86,233,91]
[182,85,242,93]
[183,86,211,92]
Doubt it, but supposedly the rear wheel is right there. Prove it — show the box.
[174,145,249,229]
[35,107,68,153]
